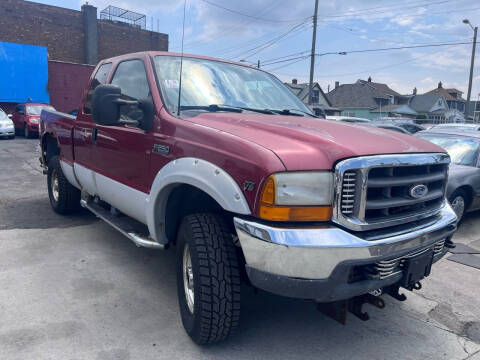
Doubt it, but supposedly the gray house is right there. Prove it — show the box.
[326,78,406,119]
[284,79,340,116]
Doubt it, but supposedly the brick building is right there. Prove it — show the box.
[0,0,169,65]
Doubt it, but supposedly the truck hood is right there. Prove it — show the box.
[191,113,445,170]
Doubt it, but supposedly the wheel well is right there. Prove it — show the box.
[164,184,229,244]
[451,185,473,209]
[43,134,60,164]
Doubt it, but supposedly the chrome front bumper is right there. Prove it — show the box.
[234,203,457,281]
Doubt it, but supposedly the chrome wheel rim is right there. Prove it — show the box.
[183,244,194,314]
[51,169,59,202]
[451,196,465,219]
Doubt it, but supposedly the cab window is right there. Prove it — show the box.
[110,59,151,121]
[83,63,112,114]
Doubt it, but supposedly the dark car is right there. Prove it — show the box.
[416,130,480,220]
[373,120,425,134]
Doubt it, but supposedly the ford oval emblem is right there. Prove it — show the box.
[410,184,428,199]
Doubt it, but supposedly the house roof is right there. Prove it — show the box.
[284,82,332,106]
[370,104,418,115]
[326,79,401,108]
[425,87,465,101]
[408,94,445,113]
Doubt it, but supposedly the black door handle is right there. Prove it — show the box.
[92,127,98,145]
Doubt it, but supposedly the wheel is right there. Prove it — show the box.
[47,155,81,214]
[176,213,241,344]
[24,124,30,138]
[9,135,15,140]
[449,189,467,221]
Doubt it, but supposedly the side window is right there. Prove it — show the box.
[110,59,150,120]
[18,105,25,115]
[83,63,112,114]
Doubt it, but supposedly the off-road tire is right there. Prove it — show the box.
[47,155,80,214]
[176,213,241,344]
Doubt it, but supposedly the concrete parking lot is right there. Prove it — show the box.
[1,137,480,360]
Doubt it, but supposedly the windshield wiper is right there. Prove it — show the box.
[180,104,276,115]
[265,108,318,117]
[180,104,243,113]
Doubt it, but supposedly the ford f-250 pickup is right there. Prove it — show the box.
[39,51,458,344]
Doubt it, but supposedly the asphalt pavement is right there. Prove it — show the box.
[1,137,480,360]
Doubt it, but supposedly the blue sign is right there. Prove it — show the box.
[0,41,50,103]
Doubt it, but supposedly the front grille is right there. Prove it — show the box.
[365,239,446,280]
[341,171,357,214]
[335,153,450,231]
[364,163,447,222]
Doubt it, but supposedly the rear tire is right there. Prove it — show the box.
[176,213,241,344]
[24,124,30,138]
[47,156,80,214]
[449,189,467,222]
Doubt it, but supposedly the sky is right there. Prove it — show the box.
[37,0,479,98]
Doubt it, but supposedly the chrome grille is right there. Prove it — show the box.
[334,153,450,231]
[341,171,357,214]
[367,239,446,280]
[365,163,447,222]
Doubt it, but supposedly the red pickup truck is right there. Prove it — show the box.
[40,51,458,344]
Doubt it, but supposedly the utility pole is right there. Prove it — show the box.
[466,26,477,114]
[463,19,477,116]
[257,59,260,69]
[308,0,319,105]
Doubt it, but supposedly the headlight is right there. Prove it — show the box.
[29,118,39,124]
[258,171,333,222]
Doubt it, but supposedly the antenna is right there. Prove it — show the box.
[177,0,187,116]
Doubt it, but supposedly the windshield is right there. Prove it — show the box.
[153,56,312,115]
[417,134,479,166]
[0,110,9,121]
[27,105,54,115]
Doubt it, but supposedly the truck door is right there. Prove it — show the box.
[73,62,112,194]
[92,58,154,220]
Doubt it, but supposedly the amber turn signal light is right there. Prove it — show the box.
[259,204,332,221]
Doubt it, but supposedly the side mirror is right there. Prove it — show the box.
[92,84,154,131]
[92,84,122,126]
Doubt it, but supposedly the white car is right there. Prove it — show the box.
[431,123,480,131]
[0,109,15,139]
[326,115,371,123]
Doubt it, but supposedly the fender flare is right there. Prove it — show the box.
[145,157,251,244]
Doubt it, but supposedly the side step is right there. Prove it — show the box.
[80,199,164,249]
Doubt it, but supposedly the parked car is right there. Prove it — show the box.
[0,108,15,139]
[326,115,371,123]
[416,130,480,220]
[366,123,412,134]
[40,51,457,344]
[431,123,480,132]
[12,103,55,138]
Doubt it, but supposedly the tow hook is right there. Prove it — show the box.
[316,292,386,325]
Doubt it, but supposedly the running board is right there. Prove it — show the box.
[80,199,164,249]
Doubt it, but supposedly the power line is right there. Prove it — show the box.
[261,50,310,65]
[230,19,312,60]
[199,0,309,23]
[263,41,472,72]
[319,0,452,19]
[316,41,472,56]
